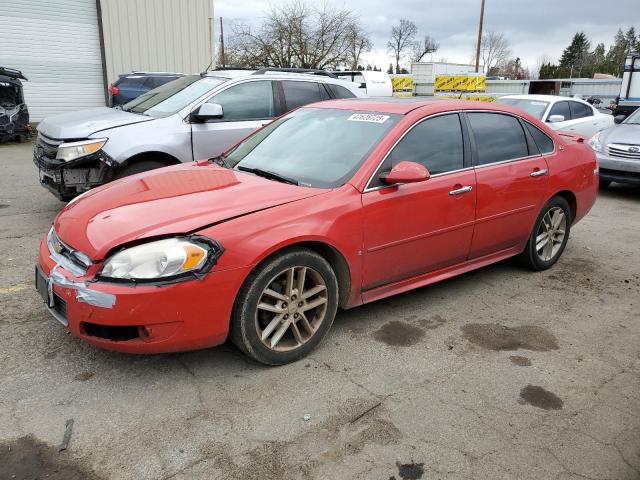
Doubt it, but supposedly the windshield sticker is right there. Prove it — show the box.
[347,113,390,124]
[531,101,547,106]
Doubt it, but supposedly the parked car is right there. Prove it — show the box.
[33,69,364,200]
[496,94,614,138]
[0,66,31,142]
[36,99,598,364]
[588,108,640,187]
[110,72,184,106]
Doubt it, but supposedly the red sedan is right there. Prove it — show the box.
[36,99,598,364]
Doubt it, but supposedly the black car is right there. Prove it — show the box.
[110,71,184,106]
[0,67,31,142]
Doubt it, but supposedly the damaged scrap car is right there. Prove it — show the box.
[0,67,31,143]
[33,69,362,201]
[36,99,598,365]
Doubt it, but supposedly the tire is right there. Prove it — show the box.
[599,178,611,189]
[115,160,167,179]
[230,248,339,365]
[518,196,572,271]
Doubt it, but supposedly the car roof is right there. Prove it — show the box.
[499,94,589,104]
[307,98,498,115]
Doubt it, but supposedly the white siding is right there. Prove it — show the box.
[0,0,106,121]
[100,0,213,85]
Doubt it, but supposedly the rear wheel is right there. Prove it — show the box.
[115,160,168,179]
[230,248,339,365]
[519,196,571,271]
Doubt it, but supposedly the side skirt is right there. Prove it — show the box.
[361,247,521,305]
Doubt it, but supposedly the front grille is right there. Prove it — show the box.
[47,229,92,275]
[607,144,640,160]
[52,293,67,319]
[36,133,63,159]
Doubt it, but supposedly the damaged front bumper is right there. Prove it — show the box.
[33,139,117,200]
[36,233,248,354]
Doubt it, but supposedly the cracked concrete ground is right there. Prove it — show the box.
[1,140,639,480]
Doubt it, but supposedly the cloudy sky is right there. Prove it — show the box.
[215,0,638,71]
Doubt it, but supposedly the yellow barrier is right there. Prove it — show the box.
[434,93,496,102]
[434,75,486,92]
[391,76,413,97]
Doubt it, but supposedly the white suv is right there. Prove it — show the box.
[34,68,364,200]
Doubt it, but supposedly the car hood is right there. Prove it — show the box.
[38,107,153,140]
[53,162,327,260]
[601,123,640,145]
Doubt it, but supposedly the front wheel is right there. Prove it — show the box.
[519,196,571,271]
[115,160,167,179]
[230,248,339,365]
[599,178,611,189]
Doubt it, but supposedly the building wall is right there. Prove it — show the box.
[100,0,214,85]
[0,0,105,121]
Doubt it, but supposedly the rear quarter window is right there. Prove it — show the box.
[525,122,555,154]
[327,84,356,99]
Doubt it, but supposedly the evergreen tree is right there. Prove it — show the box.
[559,32,591,77]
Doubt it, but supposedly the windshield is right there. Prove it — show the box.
[496,98,549,120]
[624,108,640,124]
[122,75,225,118]
[225,108,400,188]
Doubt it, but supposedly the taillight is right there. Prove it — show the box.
[110,85,120,96]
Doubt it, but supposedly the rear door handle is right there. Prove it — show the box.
[449,185,473,195]
[530,169,548,177]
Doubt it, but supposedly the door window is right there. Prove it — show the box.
[467,113,529,165]
[370,114,464,188]
[208,81,275,121]
[281,81,329,110]
[569,101,593,119]
[547,101,570,122]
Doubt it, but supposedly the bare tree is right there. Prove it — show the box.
[533,54,554,79]
[346,24,372,70]
[411,35,439,62]
[230,1,369,70]
[474,31,511,73]
[387,19,417,73]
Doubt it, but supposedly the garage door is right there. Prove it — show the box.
[0,0,105,122]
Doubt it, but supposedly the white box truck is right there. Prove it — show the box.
[615,52,640,117]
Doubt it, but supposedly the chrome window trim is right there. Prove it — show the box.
[363,110,467,193]
[363,109,556,193]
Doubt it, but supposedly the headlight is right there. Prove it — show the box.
[587,132,602,153]
[56,138,108,162]
[99,237,223,282]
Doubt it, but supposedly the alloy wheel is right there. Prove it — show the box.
[255,266,328,352]
[535,206,567,262]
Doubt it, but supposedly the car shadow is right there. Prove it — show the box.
[598,183,640,201]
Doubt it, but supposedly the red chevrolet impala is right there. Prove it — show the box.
[36,99,598,364]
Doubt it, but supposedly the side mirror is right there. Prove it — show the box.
[381,161,430,185]
[193,102,223,122]
[548,114,565,123]
[614,114,626,124]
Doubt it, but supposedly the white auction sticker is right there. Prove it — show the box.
[347,113,390,123]
[531,101,547,106]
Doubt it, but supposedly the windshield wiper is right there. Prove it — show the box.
[236,165,299,185]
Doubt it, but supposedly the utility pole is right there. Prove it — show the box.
[219,17,226,68]
[474,0,486,73]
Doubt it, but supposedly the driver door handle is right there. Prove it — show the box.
[449,185,473,196]
[530,168,548,177]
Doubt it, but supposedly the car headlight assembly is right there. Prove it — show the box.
[56,138,108,162]
[587,132,602,153]
[98,236,224,284]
